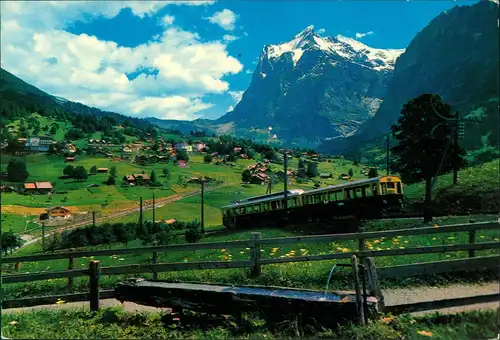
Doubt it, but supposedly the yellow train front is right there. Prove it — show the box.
[221,176,404,229]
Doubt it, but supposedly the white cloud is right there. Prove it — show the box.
[228,90,244,104]
[317,28,326,34]
[206,9,238,31]
[227,105,234,112]
[0,1,244,121]
[355,31,374,39]
[223,34,238,43]
[160,15,175,27]
[245,69,253,74]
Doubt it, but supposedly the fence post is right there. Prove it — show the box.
[351,255,365,326]
[363,257,385,313]
[250,232,262,277]
[152,250,158,280]
[468,219,476,258]
[68,248,75,290]
[89,260,100,312]
[358,226,366,262]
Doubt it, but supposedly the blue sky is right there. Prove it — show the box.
[0,0,479,121]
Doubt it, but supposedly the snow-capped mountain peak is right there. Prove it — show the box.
[263,26,405,71]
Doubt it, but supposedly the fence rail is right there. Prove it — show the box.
[1,219,499,312]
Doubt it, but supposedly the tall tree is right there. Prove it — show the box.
[306,162,318,178]
[348,168,354,178]
[390,94,466,222]
[368,168,378,178]
[241,169,252,183]
[7,159,29,182]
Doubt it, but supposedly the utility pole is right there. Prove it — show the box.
[200,177,205,234]
[283,152,288,227]
[453,111,461,186]
[152,192,156,227]
[92,211,96,227]
[42,222,45,252]
[139,197,143,230]
[386,133,390,176]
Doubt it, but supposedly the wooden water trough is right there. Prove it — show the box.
[114,278,379,327]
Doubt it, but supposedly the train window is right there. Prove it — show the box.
[386,182,395,189]
[361,186,367,197]
[381,183,387,195]
[239,207,245,214]
[345,189,351,200]
[254,204,261,213]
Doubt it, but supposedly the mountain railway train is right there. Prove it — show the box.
[221,176,404,230]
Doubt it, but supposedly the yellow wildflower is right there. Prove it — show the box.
[381,315,394,324]
[432,237,436,240]
[56,300,65,304]
[399,246,405,249]
[9,321,18,326]
[404,241,409,244]
[272,248,279,252]
[417,330,433,337]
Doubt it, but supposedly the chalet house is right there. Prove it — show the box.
[251,173,269,185]
[233,147,242,153]
[65,157,76,162]
[239,154,249,159]
[40,206,71,220]
[177,160,188,168]
[193,141,206,152]
[210,152,219,157]
[97,168,108,173]
[65,144,77,154]
[320,173,332,179]
[25,136,53,152]
[123,175,135,184]
[17,138,27,144]
[339,174,350,180]
[24,183,37,193]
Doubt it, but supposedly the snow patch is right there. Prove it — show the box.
[264,26,405,72]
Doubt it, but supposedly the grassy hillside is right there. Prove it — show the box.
[403,160,499,214]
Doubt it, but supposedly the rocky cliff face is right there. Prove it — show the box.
[320,0,499,158]
[216,26,404,147]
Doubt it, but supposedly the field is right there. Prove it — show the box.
[1,305,498,339]
[2,212,498,301]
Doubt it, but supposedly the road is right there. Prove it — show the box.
[19,186,222,250]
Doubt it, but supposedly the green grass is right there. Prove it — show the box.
[1,306,498,339]
[2,214,498,300]
[403,160,500,213]
[0,213,40,234]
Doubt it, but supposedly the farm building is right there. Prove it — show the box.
[35,182,53,194]
[320,173,332,179]
[0,185,15,192]
[177,160,188,168]
[23,183,37,193]
[97,168,108,173]
[40,206,71,220]
[24,182,53,194]
[65,157,76,162]
[123,174,150,184]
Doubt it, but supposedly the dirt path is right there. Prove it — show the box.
[17,185,222,251]
[382,281,499,316]
[3,282,498,316]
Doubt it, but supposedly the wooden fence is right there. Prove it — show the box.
[1,220,499,313]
